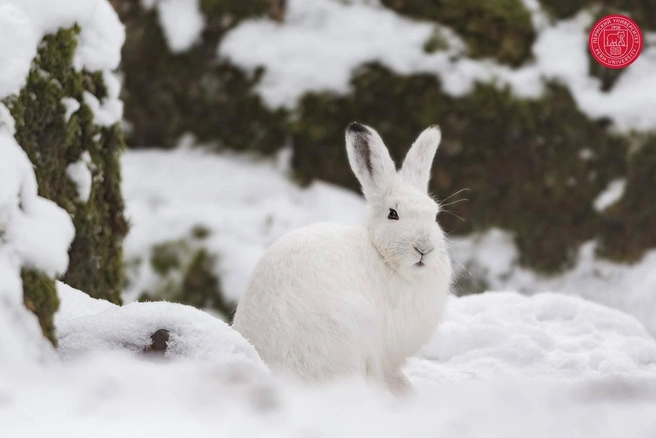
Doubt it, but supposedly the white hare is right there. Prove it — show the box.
[232,123,452,392]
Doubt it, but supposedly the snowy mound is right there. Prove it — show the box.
[4,290,656,437]
[56,283,266,371]
[411,292,656,381]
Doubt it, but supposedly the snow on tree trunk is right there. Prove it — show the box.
[0,0,127,347]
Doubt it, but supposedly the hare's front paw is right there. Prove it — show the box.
[384,370,411,395]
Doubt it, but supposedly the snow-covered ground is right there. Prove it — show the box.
[2,283,656,437]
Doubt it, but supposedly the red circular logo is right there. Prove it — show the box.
[589,15,643,69]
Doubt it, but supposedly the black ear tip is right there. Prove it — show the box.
[347,122,369,134]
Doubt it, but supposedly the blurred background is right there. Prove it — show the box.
[7,0,656,343]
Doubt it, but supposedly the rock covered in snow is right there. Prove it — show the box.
[56,282,267,372]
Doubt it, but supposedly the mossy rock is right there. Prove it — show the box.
[114,0,288,150]
[139,229,235,320]
[544,0,656,29]
[292,63,636,273]
[583,5,650,92]
[3,27,127,307]
[598,135,656,261]
[546,0,652,92]
[381,0,536,66]
[21,269,59,346]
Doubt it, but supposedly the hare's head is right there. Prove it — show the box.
[345,122,450,279]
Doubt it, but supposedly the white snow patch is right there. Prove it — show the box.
[0,118,74,369]
[219,0,656,131]
[56,281,116,325]
[155,0,206,53]
[1,135,75,277]
[579,148,595,160]
[60,97,80,122]
[593,178,626,212]
[219,0,530,106]
[66,151,93,203]
[121,148,366,303]
[0,102,15,134]
[0,0,124,99]
[83,88,123,127]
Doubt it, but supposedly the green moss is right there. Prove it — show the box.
[381,0,535,66]
[151,241,187,275]
[21,269,59,346]
[141,231,233,319]
[598,135,656,261]
[180,249,234,318]
[541,0,586,18]
[199,0,270,23]
[423,29,450,54]
[191,224,211,239]
[544,0,656,29]
[116,0,288,150]
[546,0,653,92]
[293,63,630,273]
[3,27,127,305]
[589,56,625,91]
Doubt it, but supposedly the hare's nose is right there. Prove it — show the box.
[414,246,433,256]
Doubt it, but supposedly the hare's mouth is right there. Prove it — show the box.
[415,260,425,267]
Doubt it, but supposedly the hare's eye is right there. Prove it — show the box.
[388,209,399,220]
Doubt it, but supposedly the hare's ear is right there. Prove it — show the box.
[400,125,441,192]
[345,122,396,200]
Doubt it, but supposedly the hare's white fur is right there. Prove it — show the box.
[232,123,452,392]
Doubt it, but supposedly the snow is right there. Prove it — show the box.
[154,0,205,53]
[66,151,93,203]
[1,284,654,436]
[219,0,656,132]
[415,292,656,380]
[83,87,123,127]
[0,109,74,369]
[2,360,655,437]
[2,0,656,433]
[0,0,121,372]
[593,178,627,212]
[0,248,55,369]
[0,0,124,98]
[451,229,656,337]
[56,281,116,324]
[121,147,365,303]
[0,131,74,278]
[61,97,80,122]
